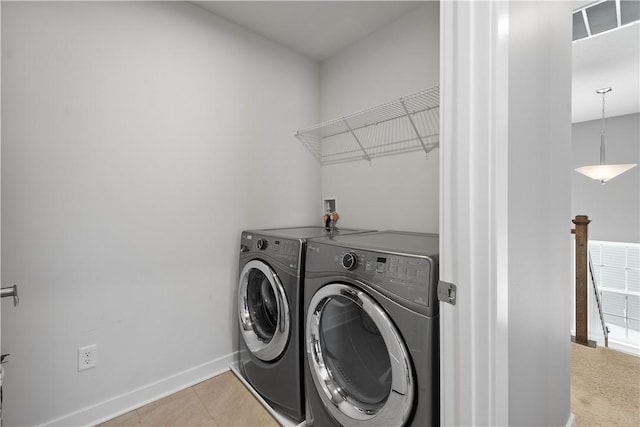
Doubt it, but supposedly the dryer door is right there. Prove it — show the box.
[238,260,290,362]
[306,283,415,427]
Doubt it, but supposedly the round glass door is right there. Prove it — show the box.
[238,260,290,362]
[306,283,414,427]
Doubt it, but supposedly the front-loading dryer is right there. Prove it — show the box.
[303,231,440,427]
[237,226,374,422]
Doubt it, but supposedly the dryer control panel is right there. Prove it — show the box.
[306,242,438,316]
[346,251,432,309]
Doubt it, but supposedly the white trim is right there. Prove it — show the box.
[606,339,640,356]
[598,287,640,297]
[566,413,577,427]
[42,352,238,427]
[440,1,510,425]
[590,333,640,356]
[441,2,573,425]
[573,0,606,14]
[590,240,640,248]
[0,0,2,360]
[581,9,592,37]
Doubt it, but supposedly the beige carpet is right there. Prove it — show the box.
[571,343,640,426]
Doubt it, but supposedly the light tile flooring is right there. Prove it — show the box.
[96,345,640,427]
[98,371,279,427]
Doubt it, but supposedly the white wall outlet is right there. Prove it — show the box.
[78,344,97,371]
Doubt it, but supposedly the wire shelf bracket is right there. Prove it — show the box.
[294,86,440,166]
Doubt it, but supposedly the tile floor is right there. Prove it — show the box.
[97,371,279,427]
[96,345,640,427]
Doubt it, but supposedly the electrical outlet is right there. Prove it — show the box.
[78,345,97,371]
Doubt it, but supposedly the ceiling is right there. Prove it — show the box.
[192,1,422,61]
[572,22,639,123]
[192,1,640,124]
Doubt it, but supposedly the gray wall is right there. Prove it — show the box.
[1,2,320,425]
[507,1,573,425]
[572,113,640,243]
[319,2,440,233]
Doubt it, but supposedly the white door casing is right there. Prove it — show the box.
[440,1,573,426]
[440,1,510,425]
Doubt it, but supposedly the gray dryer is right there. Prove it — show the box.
[303,231,440,426]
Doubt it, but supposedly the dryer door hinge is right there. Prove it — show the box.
[438,281,457,305]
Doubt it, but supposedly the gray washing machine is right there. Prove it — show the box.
[303,231,439,426]
[237,226,374,422]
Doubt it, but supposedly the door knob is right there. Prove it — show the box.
[1,284,19,307]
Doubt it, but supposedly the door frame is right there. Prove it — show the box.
[439,2,510,425]
[439,1,573,426]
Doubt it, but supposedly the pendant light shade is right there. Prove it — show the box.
[574,87,637,184]
[575,164,637,183]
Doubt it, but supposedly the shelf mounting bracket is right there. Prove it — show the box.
[344,119,372,163]
[400,99,430,156]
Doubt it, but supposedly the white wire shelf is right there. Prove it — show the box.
[294,86,439,165]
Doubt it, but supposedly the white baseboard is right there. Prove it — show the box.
[42,352,238,427]
[566,413,576,427]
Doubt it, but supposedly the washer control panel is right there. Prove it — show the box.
[241,233,301,271]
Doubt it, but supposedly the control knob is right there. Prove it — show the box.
[256,238,268,250]
[341,252,358,271]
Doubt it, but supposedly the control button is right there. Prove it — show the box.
[256,238,268,250]
[342,252,358,271]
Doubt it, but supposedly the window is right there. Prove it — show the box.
[590,241,640,348]
[573,0,640,42]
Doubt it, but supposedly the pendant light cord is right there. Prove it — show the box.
[600,90,606,165]
[597,87,612,166]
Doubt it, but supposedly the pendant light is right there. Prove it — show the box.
[575,87,637,184]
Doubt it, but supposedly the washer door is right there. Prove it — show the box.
[238,260,290,362]
[306,283,415,427]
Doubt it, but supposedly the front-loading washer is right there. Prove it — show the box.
[303,231,440,426]
[237,226,374,422]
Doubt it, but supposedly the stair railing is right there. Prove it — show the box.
[588,253,610,347]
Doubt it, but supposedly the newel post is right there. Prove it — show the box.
[571,215,591,346]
